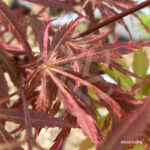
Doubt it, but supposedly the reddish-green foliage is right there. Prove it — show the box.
[0,0,150,149]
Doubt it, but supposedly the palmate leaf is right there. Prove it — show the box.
[23,67,57,112]
[0,1,34,61]
[99,98,150,150]
[0,125,24,150]
[49,67,123,119]
[0,109,76,128]
[49,41,150,88]
[47,71,102,144]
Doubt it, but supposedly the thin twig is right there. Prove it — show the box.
[20,73,33,150]
[77,0,150,37]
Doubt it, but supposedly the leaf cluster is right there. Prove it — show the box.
[0,0,150,150]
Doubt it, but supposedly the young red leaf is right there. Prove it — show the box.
[47,71,103,144]
[49,67,124,119]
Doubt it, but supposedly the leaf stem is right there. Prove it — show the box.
[20,74,33,150]
[77,0,150,37]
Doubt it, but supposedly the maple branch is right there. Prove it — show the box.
[77,0,150,37]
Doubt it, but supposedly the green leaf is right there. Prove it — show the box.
[139,13,150,28]
[115,58,129,70]
[136,13,150,37]
[140,75,150,96]
[113,68,133,90]
[132,50,149,82]
[135,75,150,99]
[128,144,145,150]
[98,63,118,82]
[98,59,134,90]
[79,138,94,150]
[97,115,108,128]
[88,88,99,100]
[97,115,112,139]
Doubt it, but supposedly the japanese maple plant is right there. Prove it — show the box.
[0,0,150,150]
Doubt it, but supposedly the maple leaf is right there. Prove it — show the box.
[0,1,150,149]
[19,17,150,145]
